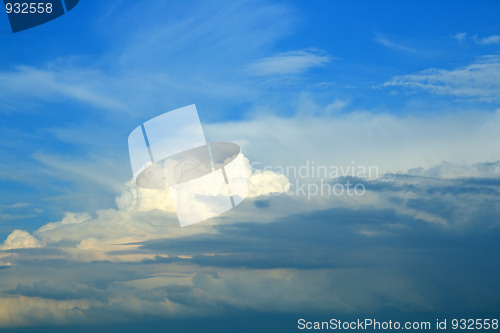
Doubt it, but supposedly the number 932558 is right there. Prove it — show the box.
[5,2,53,14]
[451,318,499,330]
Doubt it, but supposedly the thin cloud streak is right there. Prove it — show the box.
[246,49,331,76]
[374,33,418,53]
[0,66,125,112]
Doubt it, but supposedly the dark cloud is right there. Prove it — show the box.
[253,200,270,209]
[5,281,106,301]
[1,171,499,327]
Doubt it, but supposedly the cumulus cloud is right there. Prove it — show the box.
[0,159,499,326]
[1,108,499,327]
[0,230,41,250]
[6,105,496,259]
[379,55,500,102]
[3,1,499,329]
[0,154,289,262]
[2,105,498,283]
[114,180,178,214]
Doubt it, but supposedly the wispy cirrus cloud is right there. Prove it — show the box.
[378,55,500,102]
[246,49,331,76]
[374,32,418,53]
[0,66,125,112]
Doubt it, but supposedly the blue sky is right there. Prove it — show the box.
[0,0,499,331]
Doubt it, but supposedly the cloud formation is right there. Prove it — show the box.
[374,32,418,53]
[0,230,41,250]
[0,66,125,112]
[246,49,331,76]
[205,107,500,176]
[0,154,288,261]
[0,160,498,327]
[1,1,499,329]
[379,55,500,102]
[453,32,500,45]
[1,97,499,327]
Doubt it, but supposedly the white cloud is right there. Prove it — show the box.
[3,2,499,327]
[3,105,499,258]
[116,154,289,210]
[0,66,125,112]
[36,212,93,234]
[454,32,500,45]
[69,237,156,263]
[32,152,128,202]
[246,49,331,76]
[379,55,500,102]
[205,108,500,176]
[248,169,290,196]
[114,180,178,214]
[0,230,41,250]
[475,34,500,45]
[0,154,289,262]
[374,33,418,53]
[453,32,467,42]
[0,158,498,326]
